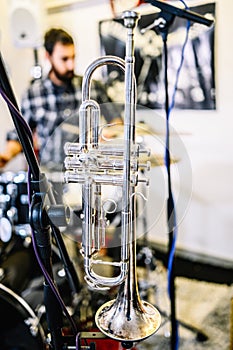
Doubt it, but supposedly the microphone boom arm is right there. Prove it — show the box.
[145,0,214,27]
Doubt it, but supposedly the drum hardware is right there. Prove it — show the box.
[0,216,12,243]
[0,183,12,243]
[0,171,36,294]
[0,267,4,281]
[0,171,30,242]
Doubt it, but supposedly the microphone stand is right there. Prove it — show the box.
[143,1,214,349]
[0,52,80,349]
[145,0,214,27]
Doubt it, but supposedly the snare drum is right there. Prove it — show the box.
[0,283,46,349]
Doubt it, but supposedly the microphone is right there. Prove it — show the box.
[145,0,214,27]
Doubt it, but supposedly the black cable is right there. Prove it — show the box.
[0,53,40,180]
[0,52,80,345]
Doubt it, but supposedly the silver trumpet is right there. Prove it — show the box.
[64,10,161,344]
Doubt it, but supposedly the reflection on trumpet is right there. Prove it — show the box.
[64,10,161,345]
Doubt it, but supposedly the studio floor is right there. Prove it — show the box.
[1,233,232,350]
[133,263,233,350]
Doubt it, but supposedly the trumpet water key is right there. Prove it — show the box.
[64,10,161,344]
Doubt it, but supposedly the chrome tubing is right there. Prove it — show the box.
[64,10,161,342]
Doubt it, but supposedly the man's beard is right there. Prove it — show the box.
[53,66,74,84]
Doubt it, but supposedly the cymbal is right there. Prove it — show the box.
[140,153,179,167]
[101,122,158,138]
[61,122,79,134]
[102,122,191,139]
[61,121,190,138]
[60,121,156,138]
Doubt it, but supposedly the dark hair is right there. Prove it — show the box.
[44,28,74,55]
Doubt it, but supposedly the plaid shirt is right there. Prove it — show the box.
[8,75,122,167]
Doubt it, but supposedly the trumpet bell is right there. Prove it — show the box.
[95,296,161,342]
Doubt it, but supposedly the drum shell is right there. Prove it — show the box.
[0,283,46,349]
[0,237,40,294]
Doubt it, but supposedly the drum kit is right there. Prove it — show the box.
[0,85,182,349]
[0,171,132,349]
[0,171,45,349]
[0,120,179,349]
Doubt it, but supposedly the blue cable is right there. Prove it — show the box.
[165,1,191,349]
[166,1,191,281]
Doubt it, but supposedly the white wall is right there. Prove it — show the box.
[0,0,232,262]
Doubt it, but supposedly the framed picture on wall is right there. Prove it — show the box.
[99,2,216,110]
